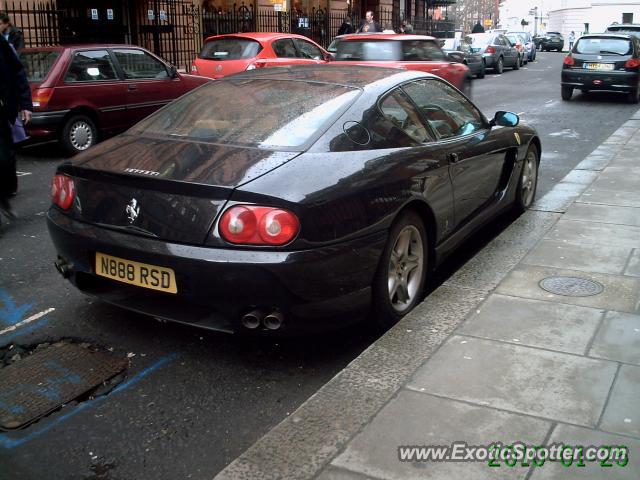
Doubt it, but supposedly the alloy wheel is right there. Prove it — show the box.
[387,225,424,314]
[520,148,538,208]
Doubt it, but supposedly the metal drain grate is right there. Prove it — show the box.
[539,276,604,297]
[0,342,128,430]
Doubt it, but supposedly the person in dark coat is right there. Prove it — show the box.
[0,35,32,222]
[471,21,485,33]
[337,16,355,35]
[0,13,25,50]
[357,11,382,33]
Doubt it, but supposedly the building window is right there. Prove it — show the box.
[584,23,589,33]
[623,13,633,24]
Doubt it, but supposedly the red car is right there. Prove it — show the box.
[19,45,210,155]
[192,32,332,79]
[330,34,472,96]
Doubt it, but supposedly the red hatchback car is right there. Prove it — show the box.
[330,34,472,96]
[192,32,332,79]
[19,45,210,155]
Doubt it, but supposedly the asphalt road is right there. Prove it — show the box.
[0,51,637,480]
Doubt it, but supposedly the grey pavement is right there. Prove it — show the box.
[214,115,640,478]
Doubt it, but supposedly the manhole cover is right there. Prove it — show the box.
[0,342,128,430]
[539,276,604,297]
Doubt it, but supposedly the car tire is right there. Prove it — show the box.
[628,88,640,104]
[372,211,427,330]
[494,56,504,74]
[513,56,520,70]
[461,77,472,98]
[513,144,540,214]
[60,114,97,156]
[477,61,486,79]
[561,86,573,100]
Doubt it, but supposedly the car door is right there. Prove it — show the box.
[402,78,507,228]
[292,38,328,63]
[60,49,128,132]
[111,48,182,125]
[499,35,517,66]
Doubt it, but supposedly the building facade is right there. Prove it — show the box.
[453,0,499,33]
[547,0,640,40]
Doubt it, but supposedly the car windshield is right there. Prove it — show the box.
[509,32,531,41]
[199,38,262,60]
[467,34,492,46]
[18,50,60,82]
[506,35,519,44]
[336,40,400,60]
[442,39,456,50]
[130,79,360,150]
[575,37,632,55]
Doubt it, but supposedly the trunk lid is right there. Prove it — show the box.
[63,134,299,244]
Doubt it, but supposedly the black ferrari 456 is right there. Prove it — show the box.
[48,66,541,335]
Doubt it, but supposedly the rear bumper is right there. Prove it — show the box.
[562,69,639,91]
[26,110,69,137]
[47,208,386,335]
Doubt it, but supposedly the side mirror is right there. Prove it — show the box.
[168,65,178,78]
[490,111,519,127]
[324,52,334,62]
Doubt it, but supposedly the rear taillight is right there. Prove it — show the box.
[563,55,575,66]
[51,174,76,210]
[32,87,54,109]
[486,46,496,54]
[219,205,300,246]
[625,58,640,69]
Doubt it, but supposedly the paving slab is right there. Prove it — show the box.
[458,294,603,355]
[531,182,589,213]
[573,155,612,171]
[330,390,549,480]
[589,312,640,366]
[530,424,640,480]
[544,220,640,249]
[625,249,640,277]
[590,167,640,193]
[495,265,640,314]
[579,188,640,208]
[561,170,599,185]
[565,204,640,227]
[443,211,561,293]
[521,239,631,275]
[407,336,617,427]
[599,365,640,438]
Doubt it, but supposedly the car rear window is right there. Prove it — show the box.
[467,34,492,46]
[130,79,360,149]
[18,51,60,82]
[336,40,400,60]
[199,38,262,60]
[575,37,632,55]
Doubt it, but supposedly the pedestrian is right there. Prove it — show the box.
[568,31,575,50]
[0,35,32,224]
[400,20,413,34]
[357,11,382,33]
[471,21,485,33]
[0,13,24,51]
[337,15,354,35]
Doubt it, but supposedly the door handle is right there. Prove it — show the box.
[448,152,460,163]
[128,84,138,91]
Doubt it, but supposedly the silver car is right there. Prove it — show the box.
[507,31,537,61]
[467,32,520,74]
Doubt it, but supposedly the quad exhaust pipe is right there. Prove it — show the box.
[240,309,284,330]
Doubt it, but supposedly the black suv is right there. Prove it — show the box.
[538,32,565,51]
[606,23,640,38]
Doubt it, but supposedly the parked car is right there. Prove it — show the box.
[467,32,520,73]
[539,32,564,51]
[505,33,528,66]
[440,37,486,78]
[47,66,540,335]
[507,31,536,61]
[191,32,331,79]
[19,45,210,155]
[605,23,640,38]
[330,34,472,96]
[561,33,640,103]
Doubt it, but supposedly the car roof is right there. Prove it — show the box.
[20,44,149,52]
[203,32,321,43]
[580,33,634,39]
[337,33,436,41]
[608,23,640,28]
[226,64,429,88]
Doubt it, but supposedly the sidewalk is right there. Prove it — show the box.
[215,112,640,480]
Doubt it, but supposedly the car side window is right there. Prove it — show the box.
[272,39,298,58]
[64,50,118,82]
[294,39,323,59]
[112,49,169,80]
[401,40,446,61]
[378,89,433,144]
[402,79,484,140]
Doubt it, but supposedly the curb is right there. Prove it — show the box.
[214,111,640,480]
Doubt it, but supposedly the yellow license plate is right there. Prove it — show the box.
[585,63,614,71]
[95,252,178,294]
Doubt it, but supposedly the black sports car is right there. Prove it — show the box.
[47,66,541,335]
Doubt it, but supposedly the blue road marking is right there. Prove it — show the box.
[0,353,178,449]
[0,289,33,326]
